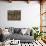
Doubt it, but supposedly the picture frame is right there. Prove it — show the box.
[8,10,21,20]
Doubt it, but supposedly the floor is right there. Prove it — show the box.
[21,40,46,46]
[0,40,46,46]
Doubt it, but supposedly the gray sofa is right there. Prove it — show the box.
[3,27,34,43]
[8,33,34,43]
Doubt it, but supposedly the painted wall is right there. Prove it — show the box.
[0,1,40,28]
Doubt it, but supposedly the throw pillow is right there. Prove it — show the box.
[14,28,21,34]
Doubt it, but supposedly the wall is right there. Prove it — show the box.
[0,1,40,28]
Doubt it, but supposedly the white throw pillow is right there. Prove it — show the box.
[21,28,27,35]
[2,29,10,36]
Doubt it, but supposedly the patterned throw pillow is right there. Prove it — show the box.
[8,27,14,34]
[14,28,21,34]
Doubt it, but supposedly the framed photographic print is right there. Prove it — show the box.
[8,10,21,20]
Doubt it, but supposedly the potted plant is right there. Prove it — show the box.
[32,27,43,40]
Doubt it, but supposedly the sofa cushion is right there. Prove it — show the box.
[8,27,14,34]
[14,28,21,33]
[21,28,27,35]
